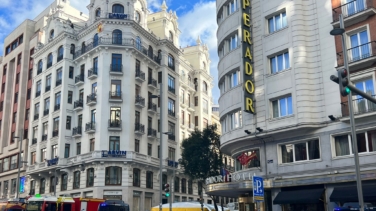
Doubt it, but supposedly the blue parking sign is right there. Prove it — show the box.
[253,176,264,201]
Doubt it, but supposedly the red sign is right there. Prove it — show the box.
[237,151,257,165]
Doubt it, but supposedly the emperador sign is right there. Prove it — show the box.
[242,0,255,114]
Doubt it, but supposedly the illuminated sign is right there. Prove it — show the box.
[109,13,128,19]
[101,150,127,157]
[242,0,255,113]
[20,177,25,193]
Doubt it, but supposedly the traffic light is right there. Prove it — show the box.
[337,69,350,96]
[164,184,170,197]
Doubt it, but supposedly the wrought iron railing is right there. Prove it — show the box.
[336,41,376,66]
[332,0,373,22]
[341,94,376,116]
[135,122,145,133]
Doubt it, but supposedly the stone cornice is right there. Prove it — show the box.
[33,32,77,59]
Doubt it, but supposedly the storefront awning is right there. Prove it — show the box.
[273,189,324,205]
[330,185,376,202]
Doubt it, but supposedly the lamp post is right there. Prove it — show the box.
[13,135,23,200]
[330,14,364,211]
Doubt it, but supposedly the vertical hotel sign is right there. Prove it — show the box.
[242,0,255,114]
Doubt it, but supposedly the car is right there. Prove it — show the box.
[334,202,376,211]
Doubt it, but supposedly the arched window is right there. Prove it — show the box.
[73,171,80,189]
[37,60,43,74]
[168,54,175,70]
[95,8,101,17]
[162,174,167,185]
[93,33,99,47]
[50,30,54,39]
[169,31,173,42]
[203,62,206,70]
[181,178,187,193]
[86,168,94,187]
[112,4,124,13]
[135,11,141,23]
[49,176,55,193]
[157,50,162,63]
[194,78,198,91]
[202,81,208,93]
[136,36,142,50]
[105,166,122,185]
[47,53,53,68]
[133,168,140,187]
[70,44,75,54]
[81,42,86,53]
[112,29,122,44]
[188,179,193,194]
[148,45,153,59]
[146,171,153,189]
[39,178,46,194]
[61,173,68,191]
[174,177,180,192]
[57,46,64,62]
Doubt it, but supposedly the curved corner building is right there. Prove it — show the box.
[211,0,376,210]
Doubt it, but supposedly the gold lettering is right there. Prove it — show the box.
[244,80,254,94]
[245,47,252,60]
[243,0,250,9]
[243,29,252,45]
[245,98,255,113]
[243,13,251,27]
[245,62,252,75]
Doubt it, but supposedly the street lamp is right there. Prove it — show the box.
[13,135,24,200]
[330,14,365,211]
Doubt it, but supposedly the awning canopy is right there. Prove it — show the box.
[330,185,376,202]
[273,189,324,205]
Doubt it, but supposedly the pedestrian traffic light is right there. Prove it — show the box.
[337,69,350,96]
[164,184,170,197]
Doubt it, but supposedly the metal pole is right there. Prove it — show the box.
[339,14,364,211]
[15,134,23,200]
[159,82,164,211]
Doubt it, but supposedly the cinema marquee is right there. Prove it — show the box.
[242,0,255,114]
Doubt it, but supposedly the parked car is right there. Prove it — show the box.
[334,202,376,211]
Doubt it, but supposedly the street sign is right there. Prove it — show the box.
[253,176,264,201]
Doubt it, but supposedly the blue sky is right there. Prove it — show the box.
[0,0,220,103]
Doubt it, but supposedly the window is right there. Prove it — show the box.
[270,52,290,73]
[174,177,180,192]
[112,4,124,13]
[55,92,61,109]
[39,178,46,194]
[50,176,55,193]
[135,11,141,22]
[37,60,43,74]
[3,158,9,171]
[133,168,140,187]
[229,70,241,88]
[105,166,122,185]
[350,30,370,62]
[168,121,175,136]
[70,44,75,54]
[73,171,80,189]
[35,103,40,117]
[229,34,238,51]
[109,136,120,151]
[30,180,35,195]
[90,139,95,151]
[334,130,376,156]
[353,78,375,113]
[95,8,101,17]
[66,116,71,130]
[181,111,185,125]
[61,174,68,191]
[230,110,242,129]
[16,73,19,84]
[41,148,47,161]
[87,168,94,187]
[268,12,287,33]
[168,54,175,70]
[76,142,81,155]
[47,53,53,68]
[169,31,173,42]
[93,34,99,47]
[53,117,59,136]
[168,147,176,160]
[272,96,293,118]
[195,116,198,127]
[56,68,62,86]
[135,139,140,153]
[36,80,41,97]
[42,122,48,139]
[68,91,73,104]
[10,155,17,170]
[168,75,175,93]
[188,180,193,194]
[227,0,238,15]
[146,171,153,188]
[0,102,3,111]
[203,99,208,114]
[136,36,142,50]
[168,98,175,116]
[51,145,58,158]
[69,66,74,79]
[46,74,51,91]
[112,30,122,45]
[64,144,70,158]
[147,143,152,156]
[181,178,187,193]
[14,93,18,103]
[280,139,320,163]
[57,46,64,62]
[13,112,17,123]
[31,152,36,165]
[111,54,122,72]
[50,30,54,39]
[1,83,5,93]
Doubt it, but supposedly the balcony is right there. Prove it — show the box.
[148,78,157,89]
[45,85,51,92]
[110,64,123,75]
[135,69,145,82]
[336,41,376,70]
[43,109,49,116]
[168,86,175,94]
[42,134,48,141]
[34,114,39,121]
[72,126,82,138]
[37,69,42,75]
[73,100,83,111]
[135,95,145,108]
[56,79,62,87]
[57,55,63,62]
[332,0,376,27]
[187,103,195,111]
[52,130,59,137]
[87,93,97,106]
[54,104,60,111]
[148,102,157,113]
[75,74,85,86]
[147,128,157,138]
[88,68,98,80]
[47,62,52,69]
[168,134,176,141]
[135,122,145,135]
[109,91,122,102]
[341,94,376,117]
[108,119,122,131]
[85,122,96,133]
[35,91,41,98]
[31,138,37,145]
[168,109,175,117]
[168,63,175,71]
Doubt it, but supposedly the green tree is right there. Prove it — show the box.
[180,124,222,210]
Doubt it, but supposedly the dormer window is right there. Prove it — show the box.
[135,11,141,23]
[50,30,54,39]
[95,8,101,17]
[112,4,124,13]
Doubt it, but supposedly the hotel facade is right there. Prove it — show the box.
[210,0,376,211]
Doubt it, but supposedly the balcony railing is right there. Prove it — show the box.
[135,69,145,81]
[45,85,51,92]
[37,69,42,75]
[85,122,96,132]
[148,78,157,88]
[110,64,123,73]
[72,126,82,136]
[148,102,157,112]
[168,86,175,94]
[74,100,83,109]
[341,94,376,116]
[109,119,122,128]
[168,109,175,117]
[42,134,48,141]
[168,63,175,71]
[147,128,157,137]
[43,109,49,116]
[54,104,60,111]
[88,67,98,78]
[34,114,39,120]
[168,134,176,141]
[47,62,52,69]
[87,93,97,104]
[57,55,63,62]
[56,79,62,87]
[35,91,41,97]
[109,91,122,100]
[32,138,37,145]
[135,95,145,107]
[52,130,59,137]
[336,41,376,66]
[332,0,374,22]
[135,122,145,133]
[75,74,85,84]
